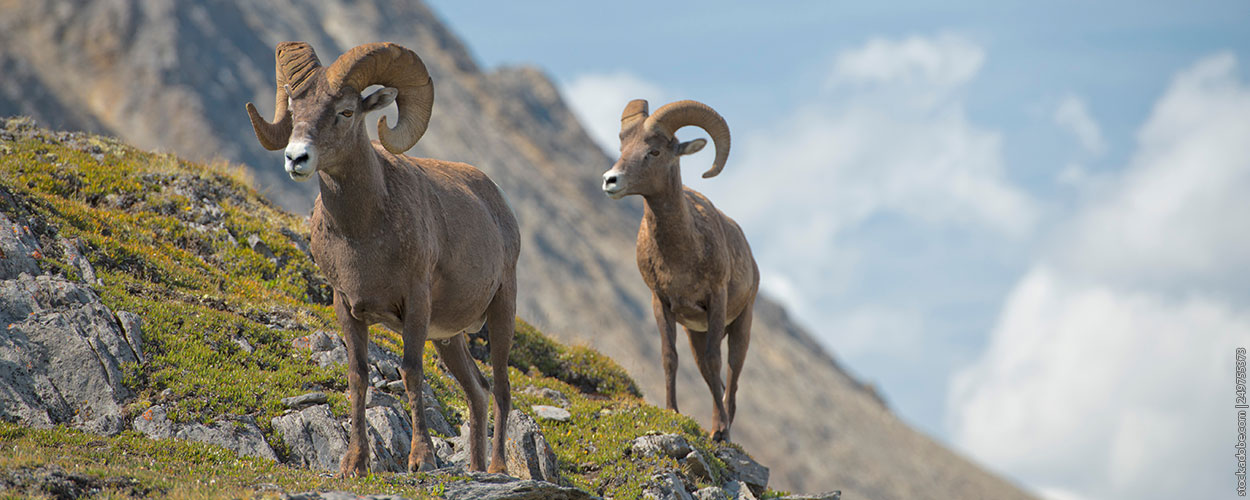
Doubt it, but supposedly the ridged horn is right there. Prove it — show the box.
[644,100,731,178]
[245,42,321,151]
[620,99,649,132]
[326,42,434,154]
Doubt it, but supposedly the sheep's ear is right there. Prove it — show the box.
[676,138,707,156]
[362,87,398,113]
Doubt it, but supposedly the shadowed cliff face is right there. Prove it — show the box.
[0,1,1034,497]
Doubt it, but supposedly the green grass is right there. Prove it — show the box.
[0,117,750,499]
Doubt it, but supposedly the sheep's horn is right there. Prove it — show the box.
[326,42,434,154]
[645,100,731,178]
[246,42,319,151]
[620,99,649,132]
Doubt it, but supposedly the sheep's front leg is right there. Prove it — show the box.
[688,288,729,442]
[401,290,436,472]
[652,293,680,412]
[336,291,371,477]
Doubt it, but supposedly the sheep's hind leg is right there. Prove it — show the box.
[435,333,489,471]
[723,303,753,440]
[336,292,371,477]
[484,279,516,474]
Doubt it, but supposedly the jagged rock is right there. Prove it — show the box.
[364,403,413,472]
[693,486,728,500]
[442,471,596,500]
[631,433,694,460]
[504,409,559,483]
[133,405,277,461]
[715,447,769,495]
[432,436,455,466]
[113,310,144,363]
[282,391,328,409]
[246,234,277,263]
[57,237,98,285]
[722,481,759,500]
[0,211,41,279]
[271,404,349,471]
[643,470,694,500]
[532,404,570,422]
[233,336,254,353]
[284,493,410,500]
[778,492,841,500]
[522,386,570,408]
[682,450,714,482]
[0,268,137,435]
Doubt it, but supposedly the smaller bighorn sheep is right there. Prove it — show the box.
[245,42,519,476]
[602,99,759,442]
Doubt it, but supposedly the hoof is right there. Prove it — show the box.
[338,456,369,478]
[487,462,507,474]
[408,450,437,473]
[711,429,730,443]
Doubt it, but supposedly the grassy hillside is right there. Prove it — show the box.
[0,117,753,499]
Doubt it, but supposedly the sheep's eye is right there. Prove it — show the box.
[648,149,660,157]
[340,110,354,118]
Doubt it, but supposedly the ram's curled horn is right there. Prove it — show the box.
[645,100,731,179]
[246,41,321,151]
[620,99,649,132]
[327,42,434,154]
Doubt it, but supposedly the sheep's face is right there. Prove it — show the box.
[602,127,706,199]
[283,84,398,182]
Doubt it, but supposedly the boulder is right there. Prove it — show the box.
[693,486,727,500]
[631,433,693,460]
[271,404,349,471]
[364,403,413,472]
[642,470,694,500]
[532,404,570,422]
[133,405,278,461]
[0,269,138,435]
[522,385,570,408]
[715,447,769,494]
[777,492,841,500]
[442,471,596,500]
[503,409,560,483]
[282,391,328,409]
[722,481,759,500]
[682,450,714,482]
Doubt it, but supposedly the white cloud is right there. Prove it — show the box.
[949,53,1250,500]
[1054,95,1105,155]
[561,71,671,153]
[829,33,984,89]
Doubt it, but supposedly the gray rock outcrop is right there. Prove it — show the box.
[0,211,138,436]
[270,404,349,471]
[503,409,560,483]
[132,404,277,461]
[442,471,595,500]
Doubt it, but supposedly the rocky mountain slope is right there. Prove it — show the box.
[0,116,806,500]
[0,1,1035,498]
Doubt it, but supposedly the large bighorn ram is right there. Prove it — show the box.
[602,99,759,442]
[244,42,519,476]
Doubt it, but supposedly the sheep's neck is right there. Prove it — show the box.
[642,168,696,250]
[317,151,389,238]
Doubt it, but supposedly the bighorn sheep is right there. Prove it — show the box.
[602,99,759,442]
[244,42,519,476]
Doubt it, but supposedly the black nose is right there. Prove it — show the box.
[604,175,618,186]
[286,151,309,165]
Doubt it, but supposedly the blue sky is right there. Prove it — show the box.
[424,2,1250,499]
